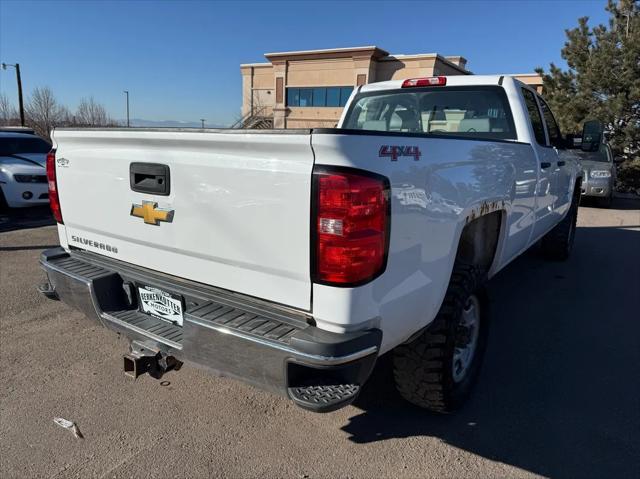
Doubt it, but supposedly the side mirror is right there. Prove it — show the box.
[614,156,625,164]
[581,120,604,152]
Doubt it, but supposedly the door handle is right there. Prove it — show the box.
[557,160,566,167]
[130,163,171,195]
[540,162,552,169]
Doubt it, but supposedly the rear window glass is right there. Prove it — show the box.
[343,86,516,140]
[0,136,51,156]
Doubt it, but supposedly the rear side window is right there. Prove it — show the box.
[0,136,51,156]
[522,89,546,145]
[538,97,563,148]
[342,86,516,140]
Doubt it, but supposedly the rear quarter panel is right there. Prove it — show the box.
[311,131,536,353]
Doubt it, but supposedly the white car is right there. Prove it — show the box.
[40,76,583,413]
[0,132,51,208]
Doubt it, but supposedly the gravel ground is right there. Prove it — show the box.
[1,199,639,479]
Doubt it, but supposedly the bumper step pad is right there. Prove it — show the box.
[288,383,361,413]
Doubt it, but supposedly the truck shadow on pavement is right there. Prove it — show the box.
[581,196,640,210]
[345,224,640,479]
[0,206,55,233]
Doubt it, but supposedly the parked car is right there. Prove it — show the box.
[0,126,37,135]
[39,75,582,413]
[577,142,616,207]
[0,132,51,209]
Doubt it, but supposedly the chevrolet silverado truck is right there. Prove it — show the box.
[39,76,582,413]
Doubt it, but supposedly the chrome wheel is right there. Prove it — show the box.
[452,295,480,383]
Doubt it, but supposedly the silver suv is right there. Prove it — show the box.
[578,143,615,208]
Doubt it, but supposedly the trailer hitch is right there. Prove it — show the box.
[123,341,179,380]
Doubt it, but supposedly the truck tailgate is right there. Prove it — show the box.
[52,129,314,311]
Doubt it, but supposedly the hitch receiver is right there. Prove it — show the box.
[123,341,179,380]
[123,353,155,379]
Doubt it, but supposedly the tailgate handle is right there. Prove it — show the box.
[130,163,170,195]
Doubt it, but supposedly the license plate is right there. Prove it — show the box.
[137,285,184,326]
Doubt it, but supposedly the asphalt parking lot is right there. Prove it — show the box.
[1,200,639,479]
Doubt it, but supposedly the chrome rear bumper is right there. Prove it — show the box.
[40,247,380,411]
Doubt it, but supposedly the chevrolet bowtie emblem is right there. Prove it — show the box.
[130,201,174,225]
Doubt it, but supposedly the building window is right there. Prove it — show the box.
[287,88,299,107]
[326,88,340,107]
[286,86,354,107]
[312,88,326,106]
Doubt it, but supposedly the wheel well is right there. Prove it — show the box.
[456,211,502,271]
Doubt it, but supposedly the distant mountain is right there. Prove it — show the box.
[118,119,228,128]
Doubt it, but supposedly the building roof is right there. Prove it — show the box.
[265,46,389,61]
[248,47,471,74]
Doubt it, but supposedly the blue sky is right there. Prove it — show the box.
[0,0,609,126]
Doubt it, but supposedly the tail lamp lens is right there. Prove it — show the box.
[46,150,63,223]
[313,167,390,286]
[401,76,447,88]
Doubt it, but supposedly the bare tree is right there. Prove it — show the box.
[0,93,19,126]
[75,97,112,126]
[25,87,69,139]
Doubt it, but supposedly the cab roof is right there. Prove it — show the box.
[359,75,518,93]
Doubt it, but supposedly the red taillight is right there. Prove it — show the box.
[401,76,447,88]
[46,149,63,223]
[312,167,390,286]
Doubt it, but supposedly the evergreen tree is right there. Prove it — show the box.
[536,0,639,158]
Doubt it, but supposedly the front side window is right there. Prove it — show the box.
[538,97,563,148]
[342,86,516,140]
[522,89,546,145]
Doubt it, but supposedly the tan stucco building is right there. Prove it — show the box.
[239,46,542,129]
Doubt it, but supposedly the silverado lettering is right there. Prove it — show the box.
[70,235,118,253]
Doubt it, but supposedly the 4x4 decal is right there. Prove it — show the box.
[379,145,422,161]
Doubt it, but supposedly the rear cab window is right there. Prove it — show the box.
[521,89,546,145]
[537,97,564,148]
[342,86,516,141]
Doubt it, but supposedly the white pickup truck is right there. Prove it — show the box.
[39,76,581,413]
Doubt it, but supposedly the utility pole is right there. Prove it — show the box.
[200,119,205,129]
[123,90,130,127]
[1,62,25,126]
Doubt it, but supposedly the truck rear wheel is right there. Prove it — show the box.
[541,189,579,261]
[392,264,488,413]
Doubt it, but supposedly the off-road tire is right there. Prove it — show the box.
[541,188,580,261]
[392,264,488,413]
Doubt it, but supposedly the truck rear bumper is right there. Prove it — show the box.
[39,247,381,412]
